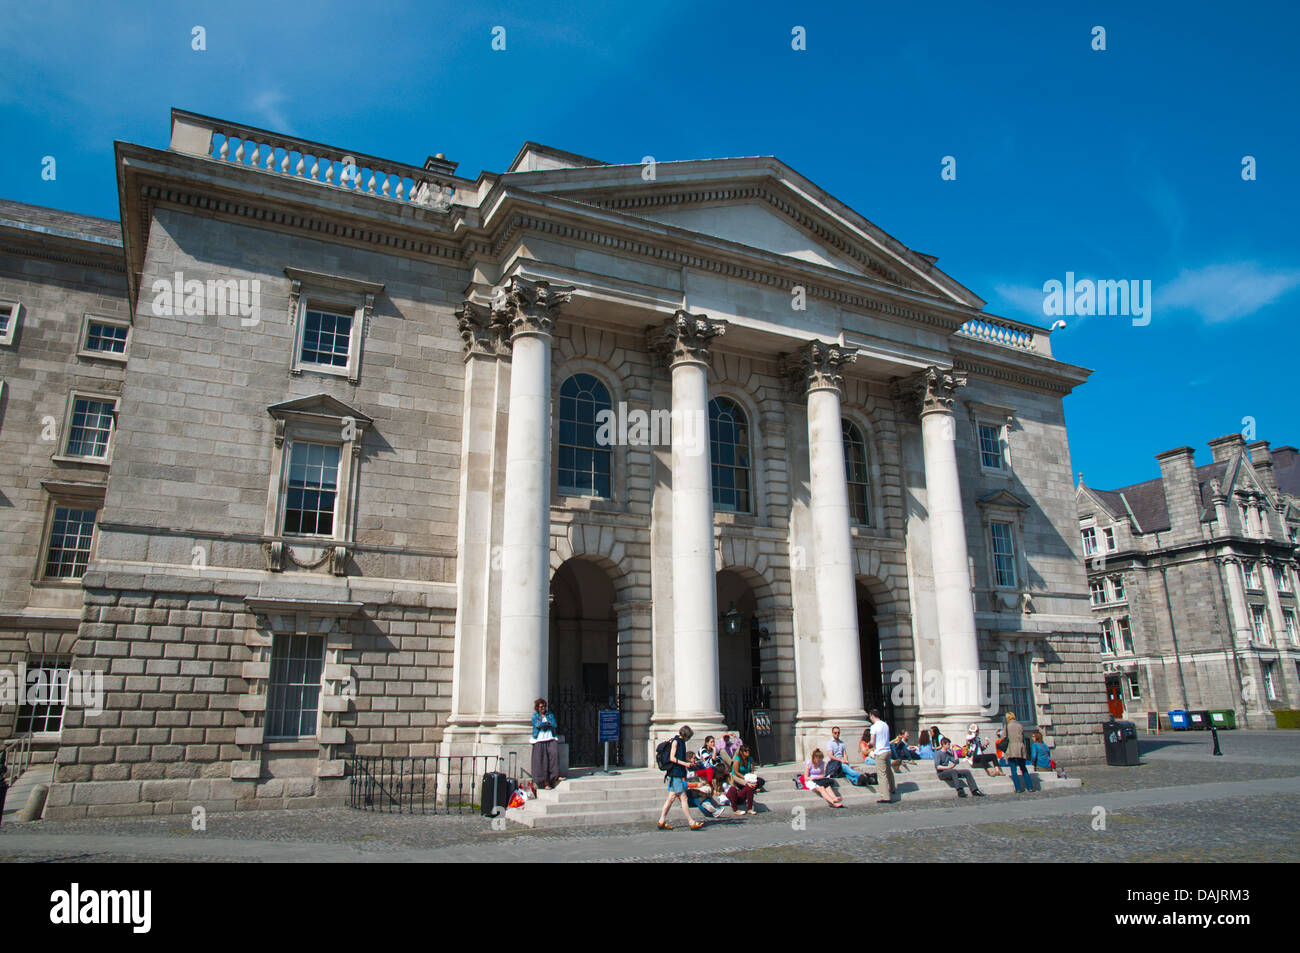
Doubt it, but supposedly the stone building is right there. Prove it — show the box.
[1076,437,1300,727]
[0,109,1107,818]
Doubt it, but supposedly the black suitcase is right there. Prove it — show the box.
[480,771,517,818]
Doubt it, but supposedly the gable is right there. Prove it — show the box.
[629,200,872,276]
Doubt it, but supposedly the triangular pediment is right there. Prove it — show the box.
[977,489,1030,510]
[267,393,372,425]
[500,151,985,307]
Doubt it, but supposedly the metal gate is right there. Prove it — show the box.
[721,685,772,751]
[547,686,624,767]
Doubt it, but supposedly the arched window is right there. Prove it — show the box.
[558,373,612,498]
[842,419,871,525]
[709,397,751,513]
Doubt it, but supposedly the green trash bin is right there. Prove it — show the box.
[1209,709,1236,729]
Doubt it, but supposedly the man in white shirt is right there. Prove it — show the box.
[868,709,896,804]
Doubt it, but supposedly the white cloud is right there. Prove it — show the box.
[249,90,291,134]
[992,282,1051,319]
[1160,262,1300,323]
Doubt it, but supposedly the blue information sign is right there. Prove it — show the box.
[598,709,621,743]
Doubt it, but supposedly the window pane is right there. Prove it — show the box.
[283,442,340,536]
[66,398,114,457]
[710,397,751,513]
[842,419,870,524]
[300,308,353,367]
[557,374,613,499]
[266,634,325,739]
[44,507,97,578]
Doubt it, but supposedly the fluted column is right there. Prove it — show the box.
[650,311,727,727]
[900,366,982,719]
[1260,557,1286,645]
[495,277,574,732]
[788,341,865,721]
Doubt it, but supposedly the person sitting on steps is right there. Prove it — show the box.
[934,736,985,798]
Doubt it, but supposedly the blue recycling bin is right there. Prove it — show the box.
[1168,710,1190,730]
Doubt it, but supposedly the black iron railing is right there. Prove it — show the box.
[348,752,519,815]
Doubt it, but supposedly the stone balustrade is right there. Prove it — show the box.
[168,109,457,210]
[958,315,1052,355]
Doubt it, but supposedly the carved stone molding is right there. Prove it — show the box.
[647,310,727,366]
[783,339,858,398]
[892,365,967,418]
[490,276,574,338]
[456,300,511,358]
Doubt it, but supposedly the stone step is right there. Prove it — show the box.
[510,767,1079,827]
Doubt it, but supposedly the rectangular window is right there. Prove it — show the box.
[1104,527,1116,551]
[1111,575,1125,601]
[282,442,341,536]
[1117,617,1134,653]
[83,319,129,355]
[990,521,1016,588]
[1126,672,1141,700]
[1262,661,1276,701]
[1250,605,1268,643]
[0,301,18,346]
[1007,653,1035,723]
[43,506,97,579]
[1099,619,1114,655]
[1283,609,1298,645]
[1244,562,1259,589]
[299,307,353,368]
[978,422,1003,470]
[65,397,115,458]
[15,655,72,735]
[1090,581,1106,606]
[1275,566,1290,593]
[265,634,325,739]
[1081,527,1097,556]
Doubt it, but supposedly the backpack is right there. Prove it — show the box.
[655,736,678,773]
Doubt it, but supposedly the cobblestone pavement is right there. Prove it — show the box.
[1,730,1296,862]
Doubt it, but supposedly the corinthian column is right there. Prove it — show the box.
[788,341,866,724]
[494,277,573,734]
[649,311,727,729]
[900,366,982,721]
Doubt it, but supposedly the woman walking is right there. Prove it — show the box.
[530,698,563,789]
[658,725,704,830]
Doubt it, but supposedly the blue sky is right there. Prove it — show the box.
[2,0,1296,490]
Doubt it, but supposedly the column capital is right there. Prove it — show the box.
[491,276,574,338]
[783,340,858,398]
[456,299,512,359]
[892,365,967,418]
[647,310,727,366]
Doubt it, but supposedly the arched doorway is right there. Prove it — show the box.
[716,569,771,747]
[856,580,889,721]
[549,558,619,766]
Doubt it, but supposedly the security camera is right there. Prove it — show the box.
[1050,320,1066,331]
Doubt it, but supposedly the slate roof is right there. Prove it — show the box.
[1274,447,1300,499]
[0,198,122,246]
[1093,461,1229,534]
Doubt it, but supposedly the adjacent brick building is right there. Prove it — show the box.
[1076,437,1300,727]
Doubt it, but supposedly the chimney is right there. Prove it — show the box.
[1272,446,1299,472]
[1248,440,1279,494]
[1155,446,1201,534]
[1207,432,1247,464]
